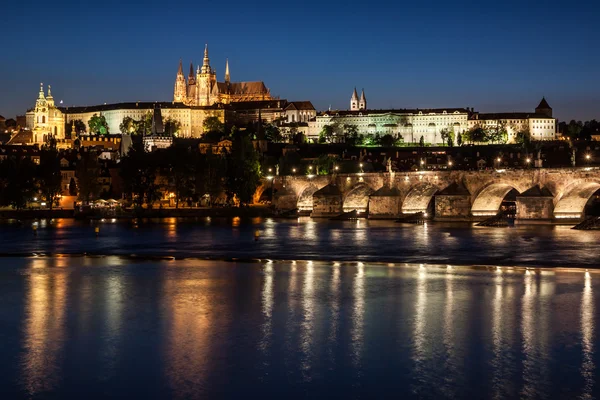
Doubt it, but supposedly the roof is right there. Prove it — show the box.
[473,112,553,120]
[285,101,315,111]
[0,115,5,121]
[314,184,342,196]
[217,81,270,95]
[59,102,207,114]
[319,108,471,117]
[7,130,32,145]
[518,185,553,197]
[536,97,551,110]
[438,181,470,195]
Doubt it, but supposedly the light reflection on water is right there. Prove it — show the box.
[2,258,600,398]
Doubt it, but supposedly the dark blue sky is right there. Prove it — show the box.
[1,0,599,121]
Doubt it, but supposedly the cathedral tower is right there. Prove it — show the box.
[359,89,367,110]
[173,59,187,103]
[197,44,217,106]
[187,61,196,102]
[350,88,359,111]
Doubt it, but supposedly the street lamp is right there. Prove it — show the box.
[448,160,453,167]
[292,168,297,174]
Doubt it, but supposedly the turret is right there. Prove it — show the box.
[201,44,211,74]
[46,84,55,107]
[359,88,367,110]
[350,88,359,111]
[173,59,187,103]
[535,97,552,118]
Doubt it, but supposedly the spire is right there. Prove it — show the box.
[47,84,53,98]
[352,87,359,100]
[360,88,366,102]
[359,88,366,110]
[38,83,45,99]
[189,61,194,78]
[201,44,211,73]
[225,58,230,83]
[177,58,183,75]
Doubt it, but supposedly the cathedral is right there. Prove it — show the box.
[173,45,272,106]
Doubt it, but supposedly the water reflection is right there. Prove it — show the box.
[351,263,365,368]
[21,259,67,396]
[300,261,315,379]
[581,272,594,399]
[412,265,427,388]
[260,262,274,353]
[491,270,504,399]
[521,269,535,398]
[328,263,341,364]
[443,269,457,397]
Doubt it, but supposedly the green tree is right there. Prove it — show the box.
[344,124,362,146]
[319,125,335,144]
[419,135,425,147]
[457,133,463,146]
[88,114,109,135]
[515,128,532,147]
[203,116,225,136]
[225,135,261,205]
[313,154,338,175]
[76,153,101,204]
[119,116,136,134]
[120,141,159,208]
[37,140,62,210]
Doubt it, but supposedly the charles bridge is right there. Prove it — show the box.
[260,167,600,222]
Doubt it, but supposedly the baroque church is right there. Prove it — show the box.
[25,83,65,144]
[174,45,272,106]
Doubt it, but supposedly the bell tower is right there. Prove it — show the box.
[173,59,187,103]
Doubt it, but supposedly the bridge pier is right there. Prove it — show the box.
[515,186,555,224]
[311,184,342,218]
[368,187,401,219]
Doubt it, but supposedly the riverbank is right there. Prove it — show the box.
[0,206,278,220]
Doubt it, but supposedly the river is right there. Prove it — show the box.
[0,218,599,398]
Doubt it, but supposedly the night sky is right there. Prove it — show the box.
[1,0,599,121]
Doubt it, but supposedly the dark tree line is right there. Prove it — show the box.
[120,134,262,208]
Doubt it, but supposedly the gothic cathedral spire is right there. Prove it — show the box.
[359,88,366,110]
[201,44,211,74]
[173,58,187,103]
[225,58,230,84]
[350,87,359,111]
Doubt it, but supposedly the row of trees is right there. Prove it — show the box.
[201,116,284,143]
[559,120,600,141]
[120,134,262,208]
[0,141,102,210]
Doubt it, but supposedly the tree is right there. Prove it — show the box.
[88,114,109,135]
[164,117,182,137]
[515,128,532,147]
[489,121,508,144]
[457,133,463,146]
[313,154,338,175]
[225,135,261,205]
[195,150,226,206]
[37,140,62,210]
[203,116,225,136]
[120,141,159,208]
[76,152,101,204]
[164,145,194,208]
[0,157,37,210]
[264,123,283,142]
[344,125,362,146]
[379,134,396,147]
[440,129,455,146]
[319,125,335,144]
[120,116,136,134]
[419,135,425,147]
[66,119,86,138]
[465,125,487,143]
[69,178,77,196]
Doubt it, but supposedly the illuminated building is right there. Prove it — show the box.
[174,45,272,106]
[25,83,65,144]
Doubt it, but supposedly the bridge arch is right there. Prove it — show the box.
[343,183,374,213]
[471,183,521,216]
[554,180,600,219]
[297,184,320,212]
[402,182,439,214]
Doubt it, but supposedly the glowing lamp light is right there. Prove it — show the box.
[309,165,313,170]
[496,157,501,163]
[266,175,273,180]
[268,168,272,173]
[292,168,297,173]
[586,154,591,160]
[448,161,453,166]
[420,160,425,165]
[526,158,531,163]
[335,166,339,171]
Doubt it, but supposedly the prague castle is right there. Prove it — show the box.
[174,45,272,106]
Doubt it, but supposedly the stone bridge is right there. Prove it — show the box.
[265,167,600,222]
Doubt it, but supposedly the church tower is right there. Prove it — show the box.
[359,89,367,110]
[187,61,196,103]
[350,88,359,111]
[197,44,217,106]
[535,97,552,118]
[173,59,187,103]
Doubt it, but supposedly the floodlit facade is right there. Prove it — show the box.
[25,83,65,144]
[174,45,272,106]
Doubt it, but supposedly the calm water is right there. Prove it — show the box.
[0,219,599,399]
[0,217,599,266]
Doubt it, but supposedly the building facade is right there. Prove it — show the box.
[173,45,272,106]
[469,98,556,142]
[25,83,65,144]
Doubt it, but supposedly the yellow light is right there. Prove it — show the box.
[292,168,296,173]
[526,158,531,163]
[586,154,591,160]
[496,157,501,162]
[448,161,453,166]
[335,166,339,171]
